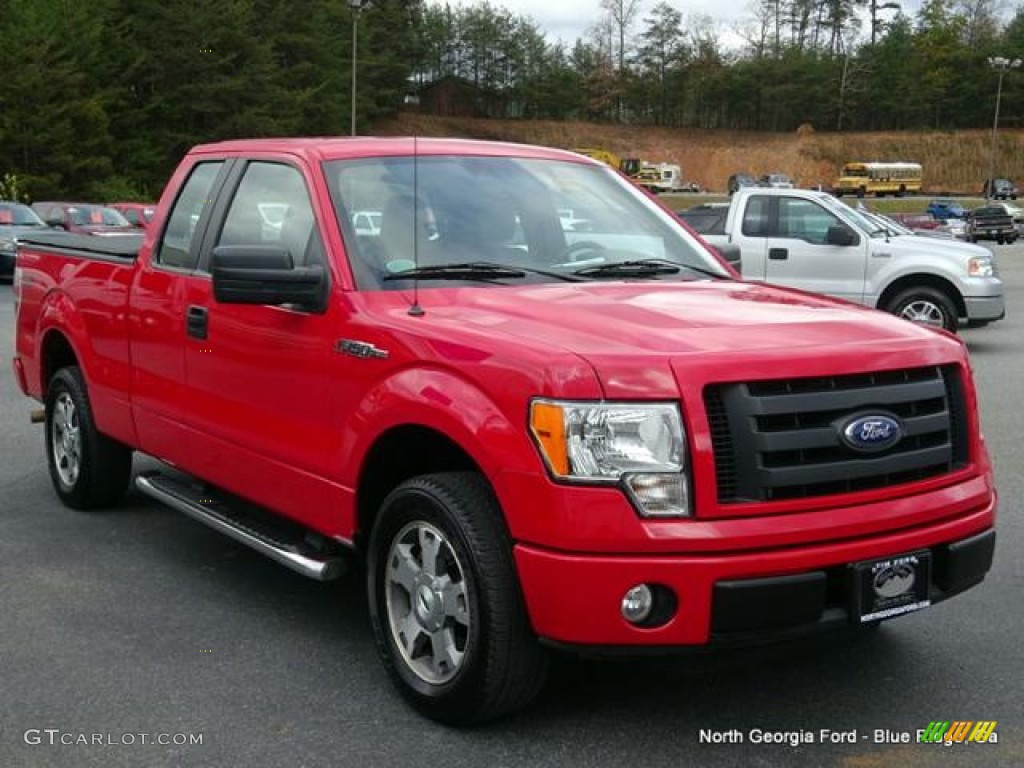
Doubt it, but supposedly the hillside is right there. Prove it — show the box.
[375,113,1024,196]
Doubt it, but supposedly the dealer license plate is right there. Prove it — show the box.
[850,551,931,623]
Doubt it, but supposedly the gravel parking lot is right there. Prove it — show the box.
[1,247,1022,768]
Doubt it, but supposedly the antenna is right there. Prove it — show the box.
[407,135,425,317]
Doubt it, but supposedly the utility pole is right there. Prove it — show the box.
[987,56,1021,199]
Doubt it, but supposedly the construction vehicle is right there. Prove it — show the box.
[573,148,642,178]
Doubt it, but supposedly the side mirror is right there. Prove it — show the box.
[45,216,65,228]
[712,243,741,269]
[211,245,326,312]
[826,225,858,246]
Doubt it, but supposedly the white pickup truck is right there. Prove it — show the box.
[683,188,1005,331]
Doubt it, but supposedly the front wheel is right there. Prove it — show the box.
[367,472,549,725]
[45,366,132,509]
[884,287,958,333]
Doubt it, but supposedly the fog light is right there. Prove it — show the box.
[621,584,654,624]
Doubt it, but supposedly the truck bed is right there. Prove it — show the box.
[18,231,143,261]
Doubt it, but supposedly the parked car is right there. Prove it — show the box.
[31,202,138,236]
[0,201,57,279]
[966,205,1018,244]
[110,202,157,229]
[982,178,1017,200]
[888,212,942,231]
[926,199,967,220]
[727,173,757,195]
[688,187,1003,332]
[758,172,794,189]
[675,203,728,235]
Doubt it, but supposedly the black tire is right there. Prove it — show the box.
[367,472,549,725]
[997,237,1004,245]
[45,366,132,510]
[884,286,959,333]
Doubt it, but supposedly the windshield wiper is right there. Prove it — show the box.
[383,262,528,282]
[383,261,587,283]
[574,258,725,279]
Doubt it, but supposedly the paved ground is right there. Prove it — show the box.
[0,249,1022,767]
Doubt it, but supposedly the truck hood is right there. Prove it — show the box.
[884,233,991,259]
[413,279,955,384]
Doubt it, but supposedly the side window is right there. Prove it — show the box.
[778,198,842,244]
[741,196,771,236]
[216,162,322,267]
[157,162,224,269]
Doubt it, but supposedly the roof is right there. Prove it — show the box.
[189,137,595,165]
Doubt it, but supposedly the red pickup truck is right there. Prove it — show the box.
[12,138,996,724]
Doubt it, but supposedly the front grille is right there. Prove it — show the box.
[704,365,969,504]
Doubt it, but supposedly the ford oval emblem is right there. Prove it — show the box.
[839,413,903,453]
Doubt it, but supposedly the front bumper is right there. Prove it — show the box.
[514,499,995,649]
[964,294,1005,322]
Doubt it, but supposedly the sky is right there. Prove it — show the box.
[433,0,929,51]
[435,0,769,50]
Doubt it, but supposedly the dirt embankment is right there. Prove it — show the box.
[375,113,1024,196]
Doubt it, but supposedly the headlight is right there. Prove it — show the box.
[530,400,690,517]
[968,256,994,277]
[0,236,15,254]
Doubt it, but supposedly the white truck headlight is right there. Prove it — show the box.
[530,400,690,517]
[968,256,994,277]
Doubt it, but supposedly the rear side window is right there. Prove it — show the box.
[157,162,224,269]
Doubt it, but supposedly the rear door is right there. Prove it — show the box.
[129,159,231,464]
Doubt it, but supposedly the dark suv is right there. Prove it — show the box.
[983,178,1018,200]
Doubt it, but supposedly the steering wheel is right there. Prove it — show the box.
[561,240,606,262]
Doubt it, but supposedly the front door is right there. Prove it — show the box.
[762,195,868,305]
[181,160,341,532]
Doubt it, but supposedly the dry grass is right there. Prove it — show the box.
[375,113,1024,196]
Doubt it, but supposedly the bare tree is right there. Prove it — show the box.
[600,0,642,120]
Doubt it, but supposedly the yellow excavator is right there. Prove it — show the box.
[573,148,641,177]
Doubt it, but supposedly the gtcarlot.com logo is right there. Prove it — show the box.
[918,721,997,745]
[24,729,204,747]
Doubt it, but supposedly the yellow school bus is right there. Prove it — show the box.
[834,162,923,198]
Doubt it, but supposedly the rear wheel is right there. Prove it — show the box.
[884,287,958,333]
[367,472,548,725]
[45,366,132,509]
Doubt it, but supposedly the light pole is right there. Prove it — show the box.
[987,56,1021,199]
[349,1,371,136]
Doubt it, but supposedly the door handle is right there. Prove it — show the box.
[768,248,788,260]
[186,305,209,340]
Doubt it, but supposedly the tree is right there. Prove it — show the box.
[0,0,116,199]
[635,3,687,125]
[599,0,642,120]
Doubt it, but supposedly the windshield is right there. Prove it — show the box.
[67,205,131,227]
[324,155,730,290]
[0,203,46,226]
[860,210,911,236]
